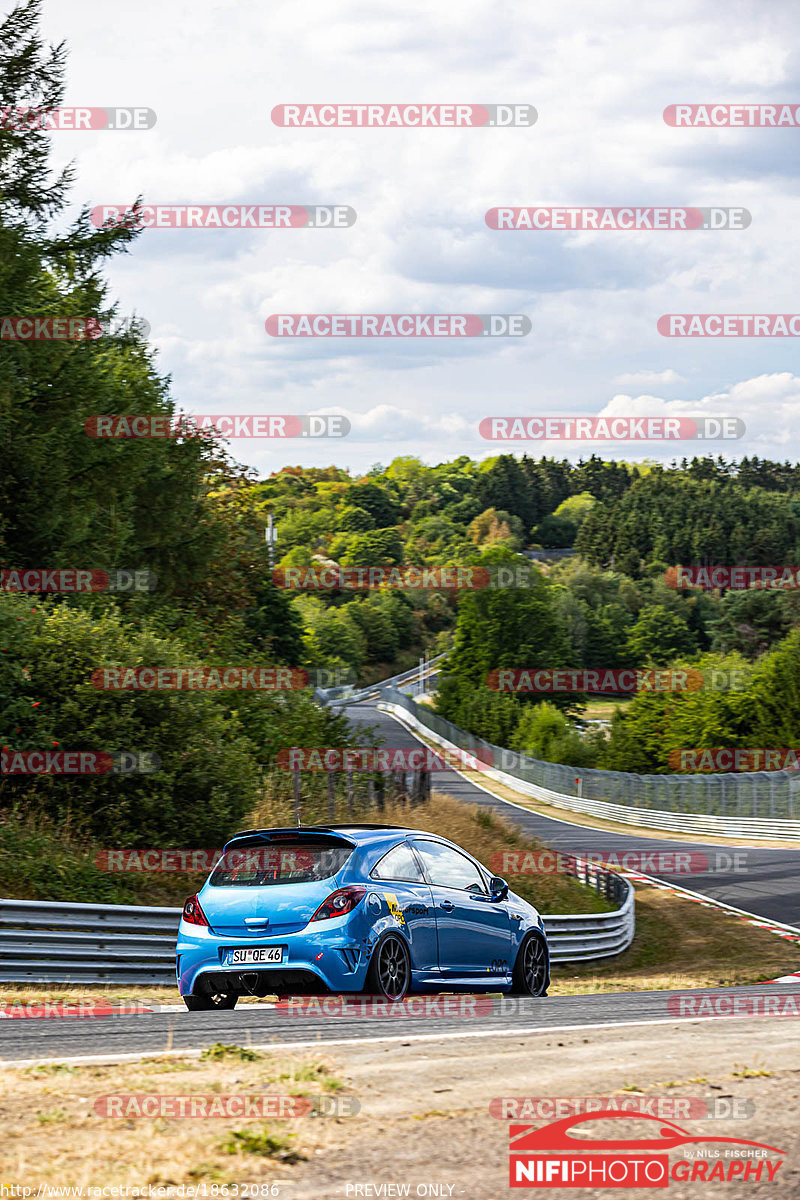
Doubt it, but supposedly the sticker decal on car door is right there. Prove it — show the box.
[383,891,406,924]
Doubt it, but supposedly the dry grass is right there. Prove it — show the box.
[2,1049,349,1186]
[578,698,632,720]
[550,881,800,993]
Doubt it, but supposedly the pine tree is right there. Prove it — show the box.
[0,1,218,592]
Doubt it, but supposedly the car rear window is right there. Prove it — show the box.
[209,843,353,886]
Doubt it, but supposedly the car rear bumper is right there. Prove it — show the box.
[176,918,372,996]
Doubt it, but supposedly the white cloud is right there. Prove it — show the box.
[613,369,685,387]
[38,0,800,472]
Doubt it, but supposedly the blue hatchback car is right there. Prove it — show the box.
[177,824,549,1009]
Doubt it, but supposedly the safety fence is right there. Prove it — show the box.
[314,654,445,706]
[377,689,800,839]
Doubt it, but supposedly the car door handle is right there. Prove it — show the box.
[438,901,455,912]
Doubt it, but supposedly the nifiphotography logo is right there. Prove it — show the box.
[508,1110,785,1187]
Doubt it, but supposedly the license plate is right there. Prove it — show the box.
[226,946,285,965]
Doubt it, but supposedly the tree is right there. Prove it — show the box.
[467,507,524,550]
[435,549,573,731]
[339,529,404,567]
[338,506,376,532]
[344,482,399,527]
[626,605,696,666]
[511,701,601,768]
[244,581,305,664]
[0,1,223,594]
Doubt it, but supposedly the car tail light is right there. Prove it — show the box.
[310,886,367,922]
[182,894,209,926]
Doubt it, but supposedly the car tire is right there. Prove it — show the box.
[183,992,238,1011]
[364,933,411,1000]
[510,932,549,997]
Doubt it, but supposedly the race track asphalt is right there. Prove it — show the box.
[2,983,800,1065]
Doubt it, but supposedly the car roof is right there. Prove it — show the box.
[226,824,450,846]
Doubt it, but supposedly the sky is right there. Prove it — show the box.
[37,0,800,476]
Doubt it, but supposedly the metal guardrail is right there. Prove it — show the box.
[315,654,445,706]
[0,899,180,985]
[523,548,576,561]
[0,864,634,984]
[544,878,634,962]
[378,689,800,840]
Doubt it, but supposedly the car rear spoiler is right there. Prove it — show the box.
[222,827,360,853]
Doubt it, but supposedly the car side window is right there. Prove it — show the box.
[412,840,488,893]
[371,842,426,883]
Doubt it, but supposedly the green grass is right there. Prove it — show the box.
[221,1127,306,1161]
[277,1062,343,1091]
[200,1044,262,1063]
[579,697,631,720]
[0,805,208,905]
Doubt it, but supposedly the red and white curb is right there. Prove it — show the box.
[615,868,800,981]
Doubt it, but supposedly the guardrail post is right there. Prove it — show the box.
[327,772,336,821]
[346,770,354,816]
[292,768,302,825]
[409,769,427,805]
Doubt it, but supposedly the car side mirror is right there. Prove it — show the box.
[490,876,509,902]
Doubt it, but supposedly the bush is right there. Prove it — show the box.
[0,594,349,844]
